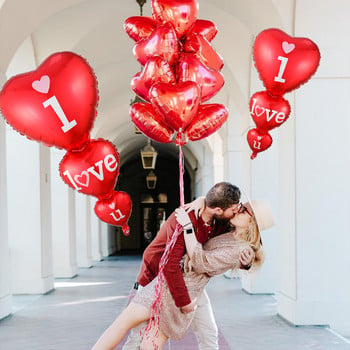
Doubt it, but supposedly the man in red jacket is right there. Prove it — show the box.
[123,182,253,349]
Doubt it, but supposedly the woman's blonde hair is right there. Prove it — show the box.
[245,215,264,268]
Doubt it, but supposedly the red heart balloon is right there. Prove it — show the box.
[152,0,199,38]
[59,139,119,197]
[124,16,158,42]
[183,33,224,71]
[253,28,320,95]
[133,23,179,66]
[150,81,201,131]
[94,191,132,236]
[178,53,224,102]
[186,104,228,141]
[130,102,174,143]
[131,57,176,102]
[0,52,98,150]
[247,128,273,160]
[189,19,218,42]
[250,91,290,131]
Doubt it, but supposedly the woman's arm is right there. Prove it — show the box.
[175,207,200,258]
[184,196,205,218]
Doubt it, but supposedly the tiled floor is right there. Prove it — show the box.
[0,256,349,350]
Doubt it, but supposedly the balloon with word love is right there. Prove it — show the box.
[133,23,179,66]
[253,28,320,95]
[0,52,98,150]
[247,128,273,160]
[131,57,176,102]
[59,139,119,198]
[151,0,199,38]
[150,81,201,132]
[94,191,132,236]
[130,102,173,143]
[250,91,290,131]
[124,16,158,42]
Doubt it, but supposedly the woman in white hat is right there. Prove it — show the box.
[92,200,274,350]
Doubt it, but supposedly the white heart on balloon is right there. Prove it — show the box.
[254,106,265,117]
[74,171,89,187]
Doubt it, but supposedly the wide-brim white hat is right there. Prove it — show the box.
[245,199,275,232]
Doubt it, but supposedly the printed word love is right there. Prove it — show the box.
[63,154,118,190]
[59,139,120,198]
[249,92,290,131]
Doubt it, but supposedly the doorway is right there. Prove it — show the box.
[140,192,168,251]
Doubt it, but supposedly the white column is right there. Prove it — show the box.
[100,221,110,257]
[222,99,251,192]
[201,145,214,194]
[103,224,117,257]
[240,132,279,294]
[90,197,103,261]
[0,98,12,318]
[75,193,92,268]
[7,129,53,294]
[277,1,350,336]
[239,50,280,294]
[51,149,77,278]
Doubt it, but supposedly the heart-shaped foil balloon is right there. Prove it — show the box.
[0,52,98,150]
[94,191,132,236]
[149,81,201,132]
[253,28,320,95]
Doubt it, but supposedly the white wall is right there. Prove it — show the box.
[51,149,77,278]
[0,73,12,317]
[277,0,350,336]
[75,193,92,268]
[7,129,53,294]
[5,36,53,294]
[90,197,103,261]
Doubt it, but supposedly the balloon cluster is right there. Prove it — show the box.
[247,28,321,159]
[0,52,132,235]
[124,0,228,145]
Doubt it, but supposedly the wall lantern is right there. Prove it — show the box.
[140,139,157,169]
[146,170,157,189]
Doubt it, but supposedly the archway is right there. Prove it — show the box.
[110,145,193,254]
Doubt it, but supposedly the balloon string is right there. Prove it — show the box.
[143,146,186,342]
[179,145,185,207]
[144,223,183,345]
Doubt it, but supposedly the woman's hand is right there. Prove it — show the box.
[184,196,205,218]
[175,207,192,228]
[240,247,254,267]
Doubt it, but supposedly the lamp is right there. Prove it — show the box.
[140,139,157,169]
[146,170,157,189]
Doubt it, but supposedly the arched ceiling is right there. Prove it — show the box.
[0,0,287,170]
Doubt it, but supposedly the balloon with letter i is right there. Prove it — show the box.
[0,52,97,150]
[0,51,132,235]
[247,28,320,159]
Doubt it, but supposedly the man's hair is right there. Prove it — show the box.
[205,182,241,209]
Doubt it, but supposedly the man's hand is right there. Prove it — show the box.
[239,247,254,267]
[180,298,198,314]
